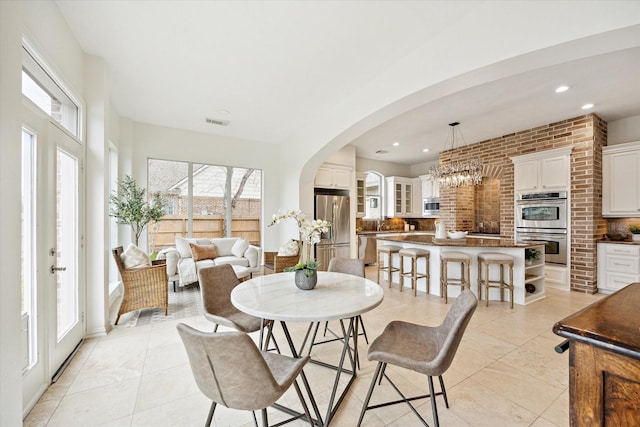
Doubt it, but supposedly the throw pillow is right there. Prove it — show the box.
[176,237,211,258]
[277,239,299,256]
[231,238,250,257]
[190,243,218,261]
[121,243,151,269]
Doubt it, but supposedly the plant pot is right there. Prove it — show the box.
[294,269,317,290]
[633,234,640,242]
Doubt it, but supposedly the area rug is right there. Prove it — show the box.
[119,283,203,327]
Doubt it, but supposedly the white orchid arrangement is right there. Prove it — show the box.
[269,209,331,273]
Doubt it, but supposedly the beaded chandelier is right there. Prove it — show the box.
[428,122,482,188]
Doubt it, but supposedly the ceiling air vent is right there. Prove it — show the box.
[375,150,388,155]
[205,117,230,126]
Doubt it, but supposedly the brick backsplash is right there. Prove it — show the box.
[438,113,607,294]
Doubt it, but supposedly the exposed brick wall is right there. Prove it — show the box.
[438,114,606,294]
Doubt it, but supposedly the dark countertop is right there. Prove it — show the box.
[553,283,640,360]
[376,234,536,248]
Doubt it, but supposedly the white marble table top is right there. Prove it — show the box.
[231,271,384,322]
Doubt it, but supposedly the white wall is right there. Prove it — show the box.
[84,54,110,337]
[0,2,24,426]
[356,157,412,177]
[609,115,640,145]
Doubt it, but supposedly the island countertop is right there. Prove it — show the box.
[378,234,535,248]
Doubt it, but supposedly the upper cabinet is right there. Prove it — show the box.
[386,176,417,217]
[603,141,640,217]
[315,164,351,189]
[511,147,572,194]
[420,175,440,199]
[356,173,366,217]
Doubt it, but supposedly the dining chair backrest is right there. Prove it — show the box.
[432,289,478,372]
[198,264,239,314]
[327,257,365,277]
[198,264,262,333]
[177,323,283,411]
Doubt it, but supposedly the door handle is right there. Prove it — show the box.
[50,265,67,274]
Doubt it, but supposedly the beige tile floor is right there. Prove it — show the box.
[25,267,601,427]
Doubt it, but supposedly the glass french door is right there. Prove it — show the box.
[21,105,84,412]
[47,123,84,378]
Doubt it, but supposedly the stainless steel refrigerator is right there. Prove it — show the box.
[315,191,351,271]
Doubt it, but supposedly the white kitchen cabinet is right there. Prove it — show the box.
[356,173,366,217]
[385,176,415,217]
[420,175,440,199]
[315,164,351,189]
[602,141,640,217]
[597,242,640,293]
[511,147,572,194]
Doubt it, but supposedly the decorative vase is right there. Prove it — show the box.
[633,234,640,242]
[294,269,317,290]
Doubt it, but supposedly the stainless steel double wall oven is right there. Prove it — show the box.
[515,191,568,265]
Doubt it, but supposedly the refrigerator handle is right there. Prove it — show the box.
[331,200,338,243]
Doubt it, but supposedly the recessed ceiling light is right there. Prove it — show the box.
[392,142,400,147]
[422,148,429,153]
[555,85,570,93]
[581,103,594,110]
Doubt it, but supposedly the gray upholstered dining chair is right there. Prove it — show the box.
[325,257,369,343]
[176,323,312,427]
[357,289,478,427]
[198,264,262,333]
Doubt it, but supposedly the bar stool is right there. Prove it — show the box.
[439,251,471,304]
[377,245,402,288]
[399,248,430,296]
[477,253,514,309]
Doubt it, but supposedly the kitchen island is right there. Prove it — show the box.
[377,234,545,305]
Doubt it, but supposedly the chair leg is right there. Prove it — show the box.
[357,362,383,427]
[251,411,258,427]
[438,375,449,408]
[378,362,387,385]
[261,408,268,427]
[509,264,514,309]
[206,401,216,427]
[357,315,369,344]
[428,376,440,427]
[213,323,219,333]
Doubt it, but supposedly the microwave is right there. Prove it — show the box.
[423,198,440,217]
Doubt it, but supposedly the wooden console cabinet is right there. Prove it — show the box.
[553,283,640,426]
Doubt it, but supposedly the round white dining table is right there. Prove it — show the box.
[231,271,384,322]
[230,271,384,426]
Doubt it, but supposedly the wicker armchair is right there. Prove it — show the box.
[263,252,300,274]
[112,246,168,324]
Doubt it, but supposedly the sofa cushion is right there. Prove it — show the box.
[176,237,211,258]
[231,238,250,257]
[278,239,299,256]
[210,238,238,256]
[213,256,249,267]
[190,243,218,261]
[121,243,151,269]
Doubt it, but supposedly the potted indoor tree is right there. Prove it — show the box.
[109,175,168,248]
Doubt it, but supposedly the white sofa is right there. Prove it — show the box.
[158,237,261,287]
